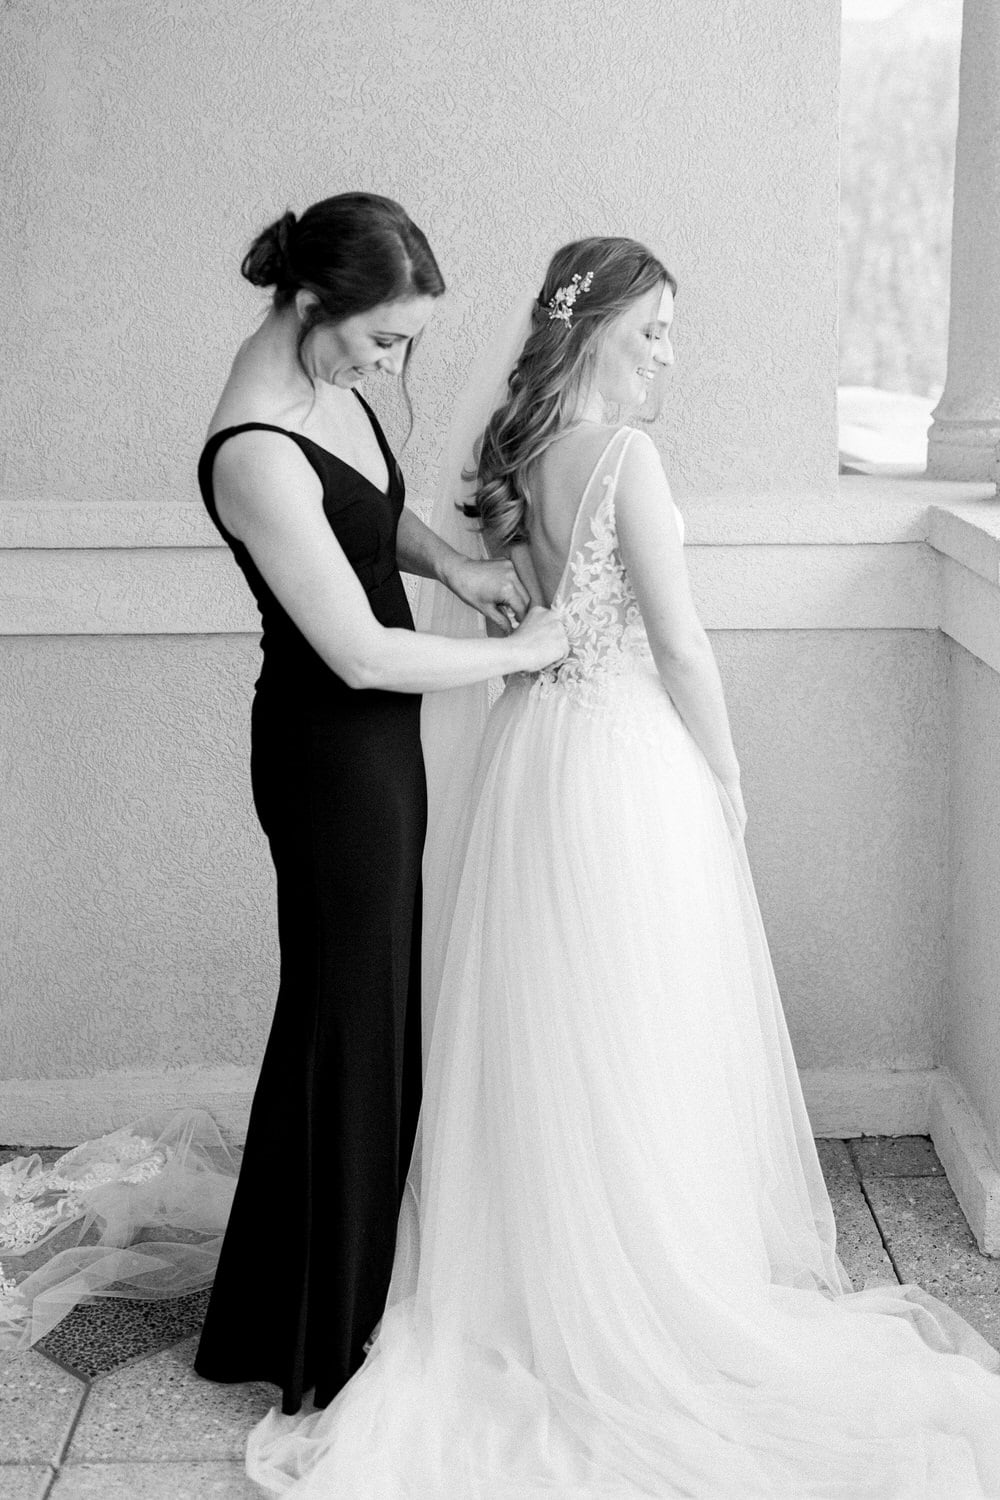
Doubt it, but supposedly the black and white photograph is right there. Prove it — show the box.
[2,0,1000,1494]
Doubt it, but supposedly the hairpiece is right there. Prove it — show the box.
[545,271,593,325]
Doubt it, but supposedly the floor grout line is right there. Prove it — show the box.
[45,1375,93,1495]
[856,1175,904,1285]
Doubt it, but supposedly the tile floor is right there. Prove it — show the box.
[1,1136,998,1499]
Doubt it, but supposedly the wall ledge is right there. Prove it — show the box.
[803,1066,935,1138]
[1,474,996,550]
[0,1062,946,1150]
[930,1071,1000,1256]
[0,502,224,550]
[10,1064,992,1252]
[1,478,998,641]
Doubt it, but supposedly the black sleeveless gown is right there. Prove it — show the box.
[193,397,425,1415]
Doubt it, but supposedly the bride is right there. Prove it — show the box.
[247,237,1000,1497]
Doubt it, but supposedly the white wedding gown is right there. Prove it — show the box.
[247,428,1000,1498]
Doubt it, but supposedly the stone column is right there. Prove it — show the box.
[927,0,1000,481]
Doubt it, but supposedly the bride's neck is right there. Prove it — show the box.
[571,386,608,425]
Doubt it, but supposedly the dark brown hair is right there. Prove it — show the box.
[242,193,445,405]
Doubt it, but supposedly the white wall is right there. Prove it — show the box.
[0,634,277,1080]
[718,629,948,1072]
[945,644,1000,1145]
[2,0,839,512]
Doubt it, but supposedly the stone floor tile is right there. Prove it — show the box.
[0,1351,87,1464]
[847,1135,945,1179]
[67,1337,276,1463]
[38,1289,211,1380]
[943,1293,1000,1353]
[814,1137,859,1193]
[0,1467,55,1500]
[50,1460,259,1498]
[824,1172,897,1290]
[865,1177,1000,1303]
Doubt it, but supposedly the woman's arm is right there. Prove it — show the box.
[213,432,565,692]
[614,433,746,830]
[395,506,530,630]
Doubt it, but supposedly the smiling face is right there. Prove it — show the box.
[298,293,439,387]
[591,281,675,412]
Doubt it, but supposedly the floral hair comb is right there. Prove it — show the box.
[545,271,594,325]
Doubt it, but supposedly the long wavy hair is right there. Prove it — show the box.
[467,237,676,552]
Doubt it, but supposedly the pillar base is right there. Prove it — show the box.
[927,418,1000,483]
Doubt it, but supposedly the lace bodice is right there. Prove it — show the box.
[534,428,681,709]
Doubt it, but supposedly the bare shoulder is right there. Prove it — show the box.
[615,431,680,561]
[211,426,319,497]
[617,428,670,491]
[540,422,621,470]
[557,420,621,454]
[209,428,325,544]
[208,338,309,437]
[535,423,635,497]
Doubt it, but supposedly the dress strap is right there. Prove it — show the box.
[353,393,392,465]
[600,427,643,534]
[197,424,322,542]
[560,428,638,577]
[353,393,402,500]
[199,422,316,480]
[201,421,302,456]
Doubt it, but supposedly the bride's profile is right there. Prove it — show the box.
[247,237,1000,1497]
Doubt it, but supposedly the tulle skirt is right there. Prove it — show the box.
[247,662,1000,1497]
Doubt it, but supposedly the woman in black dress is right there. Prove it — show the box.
[193,194,565,1416]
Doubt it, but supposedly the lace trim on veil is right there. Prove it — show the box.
[0,1109,238,1350]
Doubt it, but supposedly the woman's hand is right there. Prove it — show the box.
[510,605,569,672]
[443,555,531,631]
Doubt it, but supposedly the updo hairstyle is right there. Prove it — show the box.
[242,192,445,377]
[469,236,676,553]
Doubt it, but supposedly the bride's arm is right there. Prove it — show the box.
[615,434,746,830]
[395,506,530,630]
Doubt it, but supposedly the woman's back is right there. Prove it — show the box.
[523,423,625,606]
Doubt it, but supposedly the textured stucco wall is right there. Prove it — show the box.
[1,0,839,509]
[944,641,1000,1150]
[0,635,278,1078]
[715,629,948,1071]
[0,628,946,1085]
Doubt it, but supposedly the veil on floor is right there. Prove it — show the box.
[0,1109,238,1350]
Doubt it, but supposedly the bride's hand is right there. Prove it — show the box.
[511,605,569,671]
[444,556,531,631]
